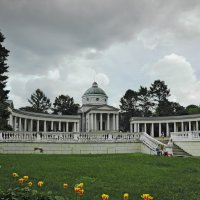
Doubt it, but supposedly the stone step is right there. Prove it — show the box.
[173,144,191,157]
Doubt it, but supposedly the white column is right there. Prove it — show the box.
[94,113,97,131]
[151,123,154,137]
[30,119,33,132]
[134,123,137,132]
[174,122,176,132]
[37,120,39,132]
[112,114,115,131]
[144,123,147,133]
[77,122,80,132]
[166,123,169,137]
[51,121,54,131]
[138,123,140,132]
[14,116,17,131]
[196,121,199,131]
[73,122,77,132]
[107,114,110,131]
[116,114,119,131]
[66,122,69,132]
[181,122,184,132]
[189,121,191,132]
[44,120,46,132]
[130,123,133,133]
[19,118,22,131]
[24,118,27,131]
[159,123,161,137]
[88,114,90,132]
[91,113,94,131]
[9,114,13,127]
[58,121,61,131]
[100,113,103,131]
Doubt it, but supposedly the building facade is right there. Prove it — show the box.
[7,82,119,133]
[130,115,200,137]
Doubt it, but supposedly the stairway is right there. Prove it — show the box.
[172,144,191,157]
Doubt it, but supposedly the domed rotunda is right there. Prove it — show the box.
[82,82,108,105]
[79,82,119,132]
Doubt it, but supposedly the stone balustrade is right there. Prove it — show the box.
[171,131,200,141]
[0,131,141,143]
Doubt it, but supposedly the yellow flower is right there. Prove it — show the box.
[77,182,84,189]
[141,194,153,200]
[28,182,33,187]
[63,183,68,188]
[101,193,109,200]
[37,181,44,187]
[23,176,29,181]
[124,193,129,200]
[18,178,24,184]
[12,172,18,177]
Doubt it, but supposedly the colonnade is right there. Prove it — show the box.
[87,112,119,132]
[9,114,80,132]
[130,120,200,137]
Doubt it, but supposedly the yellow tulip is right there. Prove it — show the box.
[37,181,44,187]
[63,183,68,188]
[77,182,84,189]
[18,178,24,184]
[28,182,33,187]
[101,193,109,200]
[12,172,18,177]
[23,176,29,181]
[124,193,129,200]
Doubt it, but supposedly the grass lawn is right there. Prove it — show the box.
[0,153,200,200]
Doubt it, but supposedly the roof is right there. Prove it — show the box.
[82,82,107,97]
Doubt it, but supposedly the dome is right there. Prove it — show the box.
[83,82,107,97]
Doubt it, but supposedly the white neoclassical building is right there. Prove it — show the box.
[7,82,119,133]
[79,82,119,132]
[130,115,200,137]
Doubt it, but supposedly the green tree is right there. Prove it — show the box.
[119,89,141,131]
[138,86,154,117]
[0,32,11,130]
[52,94,79,115]
[186,104,200,114]
[25,89,51,113]
[150,80,170,116]
[156,100,187,116]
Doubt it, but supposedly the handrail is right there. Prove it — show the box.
[0,131,139,143]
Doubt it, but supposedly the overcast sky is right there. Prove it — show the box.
[1,0,200,108]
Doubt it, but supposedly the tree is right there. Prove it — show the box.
[150,80,170,116]
[138,86,154,117]
[119,89,141,131]
[186,104,200,114]
[0,31,11,130]
[52,95,79,115]
[155,100,187,116]
[26,89,51,113]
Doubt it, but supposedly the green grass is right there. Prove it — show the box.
[0,153,200,200]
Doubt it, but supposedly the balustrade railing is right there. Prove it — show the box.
[171,131,200,141]
[0,131,141,143]
[139,132,166,152]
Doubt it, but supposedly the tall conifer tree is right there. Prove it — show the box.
[0,31,11,130]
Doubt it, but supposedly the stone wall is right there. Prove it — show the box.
[175,141,200,156]
[0,142,141,154]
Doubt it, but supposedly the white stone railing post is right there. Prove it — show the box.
[0,132,2,140]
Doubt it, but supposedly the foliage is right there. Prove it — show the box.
[0,31,11,130]
[138,86,154,117]
[26,89,52,113]
[1,154,200,200]
[186,104,200,114]
[0,31,10,102]
[119,80,188,130]
[52,95,79,115]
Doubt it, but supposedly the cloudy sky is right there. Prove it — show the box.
[1,0,200,108]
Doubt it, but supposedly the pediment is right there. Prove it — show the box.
[88,105,119,112]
